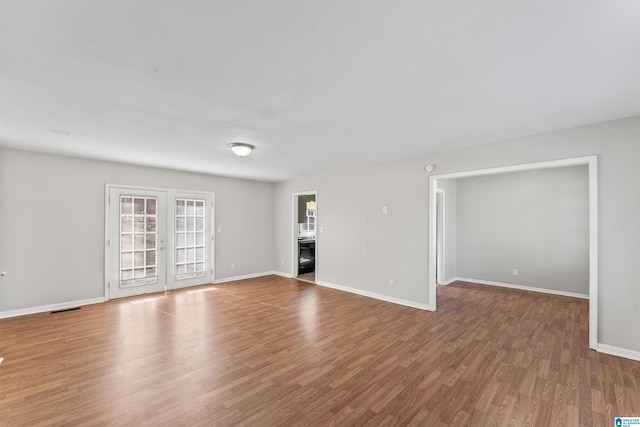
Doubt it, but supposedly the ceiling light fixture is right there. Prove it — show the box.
[228,142,255,157]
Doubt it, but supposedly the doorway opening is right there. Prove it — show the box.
[428,156,598,350]
[292,191,317,283]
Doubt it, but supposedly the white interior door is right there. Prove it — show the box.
[108,188,167,299]
[107,187,214,298]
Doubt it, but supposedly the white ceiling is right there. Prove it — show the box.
[1,1,640,182]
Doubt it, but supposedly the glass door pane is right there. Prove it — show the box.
[166,192,213,290]
[108,188,166,299]
[119,196,159,287]
[175,199,207,280]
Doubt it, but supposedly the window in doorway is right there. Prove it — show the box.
[175,199,206,280]
[119,196,158,287]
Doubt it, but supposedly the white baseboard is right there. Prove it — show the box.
[0,297,105,319]
[315,280,433,311]
[214,271,276,284]
[455,277,589,300]
[597,343,640,362]
[274,271,293,279]
[442,277,458,286]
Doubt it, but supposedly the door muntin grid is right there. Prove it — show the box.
[120,196,158,287]
[175,199,206,280]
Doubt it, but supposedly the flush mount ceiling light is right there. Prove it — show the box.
[228,142,255,157]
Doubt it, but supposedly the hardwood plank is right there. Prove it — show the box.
[1,277,640,425]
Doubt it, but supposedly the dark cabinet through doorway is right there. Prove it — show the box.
[298,240,315,274]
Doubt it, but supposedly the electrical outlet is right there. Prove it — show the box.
[217,226,222,233]
[388,279,394,287]
[231,264,235,270]
[513,268,519,276]
[382,205,388,214]
[281,260,285,266]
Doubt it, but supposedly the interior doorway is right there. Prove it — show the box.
[292,191,317,283]
[427,156,598,349]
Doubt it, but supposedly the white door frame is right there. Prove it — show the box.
[427,155,598,350]
[291,191,317,278]
[104,184,215,300]
[435,189,445,286]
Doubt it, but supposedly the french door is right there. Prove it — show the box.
[107,186,214,299]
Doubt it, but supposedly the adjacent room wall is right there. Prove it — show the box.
[0,148,274,313]
[273,115,640,354]
[456,166,589,295]
[297,194,315,223]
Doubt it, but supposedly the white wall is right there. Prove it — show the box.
[0,148,274,313]
[273,115,640,354]
[455,166,589,295]
[274,162,430,306]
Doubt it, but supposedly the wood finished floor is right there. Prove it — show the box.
[1,276,639,426]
